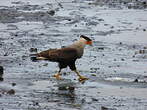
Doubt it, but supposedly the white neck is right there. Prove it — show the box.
[72,38,87,48]
[67,38,87,58]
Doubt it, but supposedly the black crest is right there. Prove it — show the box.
[80,35,92,41]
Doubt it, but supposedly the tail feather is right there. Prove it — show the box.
[30,53,48,61]
[29,53,38,57]
[30,49,57,62]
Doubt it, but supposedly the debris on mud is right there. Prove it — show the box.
[0,7,55,23]
[11,83,16,86]
[7,89,15,95]
[58,85,75,91]
[101,106,117,110]
[0,66,4,81]
[47,10,55,16]
[134,78,139,83]
[29,48,38,52]
[0,66,3,75]
[57,80,75,92]
[94,0,147,9]
[0,89,15,95]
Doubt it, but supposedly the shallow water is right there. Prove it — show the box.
[0,0,147,110]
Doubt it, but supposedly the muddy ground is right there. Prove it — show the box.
[0,0,147,110]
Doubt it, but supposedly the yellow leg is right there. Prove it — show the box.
[73,70,89,82]
[53,69,62,80]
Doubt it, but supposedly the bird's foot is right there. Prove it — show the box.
[78,76,89,82]
[53,73,62,80]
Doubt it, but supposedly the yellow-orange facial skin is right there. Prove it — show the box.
[86,41,92,46]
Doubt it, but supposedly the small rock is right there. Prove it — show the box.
[12,83,16,86]
[61,46,66,48]
[142,1,147,5]
[58,85,75,91]
[33,102,39,106]
[132,45,136,49]
[91,74,96,76]
[29,48,37,52]
[110,26,114,28]
[47,10,55,16]
[101,106,108,110]
[39,33,45,35]
[134,79,138,82]
[121,58,125,61]
[7,89,15,95]
[4,53,8,56]
[92,98,98,101]
[114,59,117,61]
[58,86,68,90]
[14,34,18,37]
[63,72,67,75]
[58,3,63,8]
[98,47,104,50]
[98,18,104,21]
[143,29,146,31]
[0,66,4,81]
[104,24,109,26]
[0,77,4,81]
[120,87,123,89]
[68,86,75,91]
[30,56,37,62]
[43,63,48,66]
[139,50,145,54]
[0,66,4,75]
[101,106,117,110]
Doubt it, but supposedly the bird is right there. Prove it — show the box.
[30,35,92,82]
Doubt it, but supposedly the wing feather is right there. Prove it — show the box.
[35,48,78,62]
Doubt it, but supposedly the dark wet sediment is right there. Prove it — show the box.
[0,0,147,110]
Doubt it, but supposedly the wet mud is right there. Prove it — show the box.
[0,0,147,110]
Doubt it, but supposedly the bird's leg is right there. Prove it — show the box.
[73,70,89,81]
[53,69,62,80]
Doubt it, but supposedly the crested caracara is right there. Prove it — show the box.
[30,35,92,81]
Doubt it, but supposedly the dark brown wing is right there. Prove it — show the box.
[36,48,78,62]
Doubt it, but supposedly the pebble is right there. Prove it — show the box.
[12,83,16,86]
[58,86,75,91]
[29,48,37,52]
[0,66,4,81]
[134,79,138,82]
[0,66,3,75]
[7,89,15,95]
[47,10,55,16]
[91,74,96,76]
[101,106,108,110]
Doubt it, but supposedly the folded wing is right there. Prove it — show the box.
[32,48,78,62]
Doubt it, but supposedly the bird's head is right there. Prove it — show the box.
[80,35,93,46]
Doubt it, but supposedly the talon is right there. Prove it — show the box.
[78,76,89,82]
[53,74,62,80]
